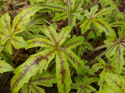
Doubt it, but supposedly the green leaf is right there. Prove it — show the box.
[104,73,125,92]
[52,12,67,21]
[21,71,56,93]
[80,19,91,34]
[93,7,114,18]
[0,13,12,35]
[92,19,115,36]
[36,3,67,11]
[58,26,71,46]
[26,38,54,49]
[63,49,84,74]
[63,35,84,49]
[84,5,98,19]
[41,26,58,45]
[11,49,56,93]
[71,75,98,93]
[56,50,72,93]
[110,22,125,27]
[0,60,14,73]
[11,36,27,49]
[12,7,40,35]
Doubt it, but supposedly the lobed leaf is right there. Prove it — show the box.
[80,19,91,34]
[56,50,72,93]
[41,26,58,45]
[92,19,115,36]
[104,73,125,92]
[21,71,56,93]
[71,75,98,93]
[12,7,40,35]
[0,60,14,73]
[0,13,12,35]
[26,38,54,49]
[63,36,84,49]
[57,26,72,46]
[63,49,84,74]
[11,49,56,93]
[11,36,27,49]
[93,7,114,18]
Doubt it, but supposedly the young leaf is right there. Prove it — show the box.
[71,74,99,93]
[21,71,56,93]
[0,60,14,73]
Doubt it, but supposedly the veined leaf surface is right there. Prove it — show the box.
[0,60,14,73]
[11,49,56,93]
[56,50,72,93]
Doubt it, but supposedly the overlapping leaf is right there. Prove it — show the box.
[0,7,40,54]
[11,49,56,93]
[80,5,115,36]
[71,74,99,93]
[104,73,125,93]
[0,60,14,73]
[11,25,85,93]
[21,71,56,93]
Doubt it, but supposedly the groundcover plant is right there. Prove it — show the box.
[0,0,125,93]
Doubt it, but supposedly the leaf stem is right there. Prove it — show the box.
[87,33,125,65]
[67,0,70,26]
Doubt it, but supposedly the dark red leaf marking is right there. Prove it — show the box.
[47,27,58,45]
[12,9,35,35]
[31,83,40,93]
[93,20,111,33]
[57,31,66,44]
[62,49,81,67]
[63,40,81,49]
[12,49,55,90]
[4,15,11,35]
[28,40,54,47]
[39,4,67,11]
[58,50,66,91]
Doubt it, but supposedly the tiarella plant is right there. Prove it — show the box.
[0,0,125,93]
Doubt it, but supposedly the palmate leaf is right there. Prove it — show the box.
[0,7,40,54]
[80,5,115,36]
[71,74,99,93]
[11,49,56,93]
[92,58,117,90]
[12,7,40,35]
[0,60,14,73]
[56,50,72,93]
[21,71,56,93]
[11,25,84,93]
